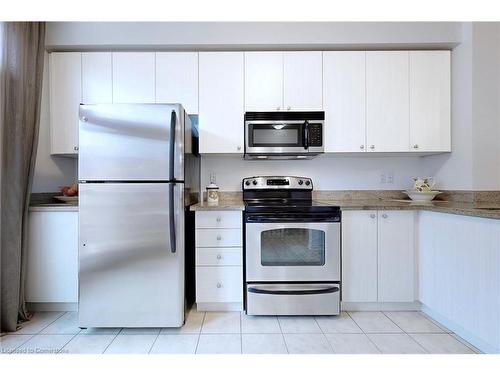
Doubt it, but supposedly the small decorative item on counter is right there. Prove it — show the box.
[55,182,79,204]
[404,177,441,202]
[411,177,435,192]
[206,182,219,206]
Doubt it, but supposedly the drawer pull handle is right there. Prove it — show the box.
[370,214,376,219]
[216,217,221,223]
[248,285,339,295]
[382,213,388,219]
[216,235,222,241]
[216,254,222,260]
[216,282,222,288]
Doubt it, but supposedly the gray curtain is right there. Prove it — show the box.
[0,22,45,333]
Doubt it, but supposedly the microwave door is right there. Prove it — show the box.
[245,122,308,155]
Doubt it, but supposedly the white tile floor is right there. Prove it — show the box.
[0,309,480,354]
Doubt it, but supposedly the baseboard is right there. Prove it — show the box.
[341,301,421,311]
[421,304,496,354]
[196,302,243,312]
[27,302,78,312]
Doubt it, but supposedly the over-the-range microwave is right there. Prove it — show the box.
[244,111,325,160]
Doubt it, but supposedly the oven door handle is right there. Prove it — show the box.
[247,285,339,296]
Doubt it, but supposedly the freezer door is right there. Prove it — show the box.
[79,182,184,327]
[78,104,184,181]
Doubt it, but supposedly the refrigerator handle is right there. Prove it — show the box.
[169,183,176,253]
[169,110,176,181]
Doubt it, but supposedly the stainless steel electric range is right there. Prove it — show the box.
[243,176,341,316]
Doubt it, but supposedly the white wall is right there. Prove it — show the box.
[32,52,76,193]
[202,155,424,191]
[45,22,461,50]
[424,22,500,190]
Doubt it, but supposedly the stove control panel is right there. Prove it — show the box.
[242,176,313,190]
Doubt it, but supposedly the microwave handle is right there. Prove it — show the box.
[303,120,309,150]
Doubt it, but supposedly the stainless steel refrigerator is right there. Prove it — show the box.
[78,104,199,328]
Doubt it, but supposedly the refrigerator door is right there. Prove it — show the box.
[78,104,184,181]
[79,182,184,327]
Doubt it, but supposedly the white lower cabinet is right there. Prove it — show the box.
[342,210,415,304]
[195,210,243,311]
[26,210,78,304]
[419,211,500,354]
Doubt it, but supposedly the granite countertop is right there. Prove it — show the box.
[29,204,78,212]
[190,194,500,220]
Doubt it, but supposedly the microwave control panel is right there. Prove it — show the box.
[308,124,323,146]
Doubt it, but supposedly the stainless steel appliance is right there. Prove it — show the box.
[243,176,341,315]
[244,112,324,159]
[78,104,199,328]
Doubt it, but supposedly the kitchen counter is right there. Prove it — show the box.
[189,192,500,219]
[29,204,78,212]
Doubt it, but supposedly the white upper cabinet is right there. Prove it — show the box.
[366,51,410,152]
[342,210,378,303]
[112,52,155,103]
[244,52,284,111]
[199,52,244,154]
[82,52,112,104]
[156,52,199,114]
[50,52,81,155]
[283,51,323,111]
[409,51,451,152]
[377,210,415,302]
[323,52,366,152]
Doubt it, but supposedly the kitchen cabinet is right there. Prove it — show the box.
[419,211,500,353]
[377,210,415,302]
[156,52,199,114]
[26,209,78,304]
[199,52,244,154]
[366,51,410,152]
[342,210,415,303]
[323,51,366,152]
[82,52,113,104]
[342,210,378,302]
[112,52,155,103]
[244,51,322,111]
[283,52,323,110]
[409,51,451,152]
[49,52,81,155]
[244,52,284,111]
[195,210,243,311]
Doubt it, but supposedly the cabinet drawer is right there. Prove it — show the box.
[196,266,243,303]
[196,229,242,247]
[196,211,242,229]
[196,247,242,266]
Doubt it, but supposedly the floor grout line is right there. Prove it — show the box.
[275,316,289,354]
[102,328,121,354]
[380,311,429,353]
[194,311,206,354]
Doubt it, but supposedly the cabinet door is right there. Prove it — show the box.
[82,52,112,104]
[26,211,78,303]
[283,51,323,111]
[199,52,244,154]
[323,52,366,152]
[342,210,378,302]
[49,52,81,155]
[409,51,451,152]
[244,52,283,111]
[377,210,415,302]
[112,52,155,103]
[156,52,198,114]
[366,51,409,152]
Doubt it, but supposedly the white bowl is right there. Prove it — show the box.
[403,190,441,202]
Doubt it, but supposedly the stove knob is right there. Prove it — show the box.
[245,180,250,186]
[252,180,258,186]
[298,180,304,185]
[305,180,311,186]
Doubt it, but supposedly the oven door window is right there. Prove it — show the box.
[260,228,326,266]
[249,123,303,147]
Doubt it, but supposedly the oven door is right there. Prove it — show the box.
[245,220,340,282]
[245,121,308,155]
